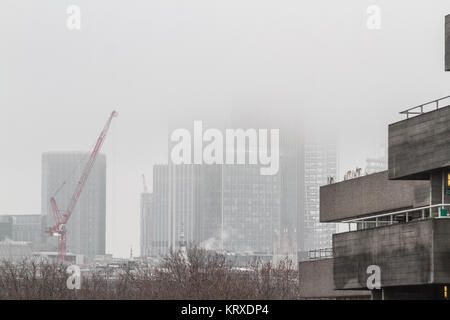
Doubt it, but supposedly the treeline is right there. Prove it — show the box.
[0,247,299,300]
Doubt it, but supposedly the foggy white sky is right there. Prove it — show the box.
[1,0,449,257]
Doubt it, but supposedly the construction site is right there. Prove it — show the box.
[0,111,123,269]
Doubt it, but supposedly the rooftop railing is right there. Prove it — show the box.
[399,95,450,119]
[339,203,450,231]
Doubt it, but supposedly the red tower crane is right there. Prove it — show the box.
[47,110,118,262]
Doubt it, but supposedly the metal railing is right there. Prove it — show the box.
[308,248,333,260]
[399,96,450,119]
[339,203,450,231]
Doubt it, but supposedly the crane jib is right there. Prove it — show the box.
[47,110,117,262]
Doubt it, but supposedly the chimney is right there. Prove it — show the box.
[446,15,450,71]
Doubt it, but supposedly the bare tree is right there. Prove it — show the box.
[0,248,299,300]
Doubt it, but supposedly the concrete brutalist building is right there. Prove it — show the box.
[298,16,450,300]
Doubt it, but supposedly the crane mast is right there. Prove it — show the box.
[47,110,118,262]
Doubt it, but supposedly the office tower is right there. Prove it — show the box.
[143,165,170,257]
[140,187,152,257]
[298,141,338,253]
[0,239,33,262]
[148,163,281,256]
[0,216,12,241]
[196,165,222,250]
[11,215,42,244]
[222,164,281,254]
[41,152,106,258]
[148,110,339,261]
[365,145,388,175]
[222,107,290,258]
[167,164,199,249]
[0,214,42,245]
[146,145,340,259]
[275,132,301,262]
[168,164,222,250]
[141,164,222,256]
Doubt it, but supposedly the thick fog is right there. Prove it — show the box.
[1,0,449,257]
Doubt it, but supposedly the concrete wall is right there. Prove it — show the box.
[433,219,450,283]
[333,219,450,290]
[298,258,371,299]
[388,105,450,180]
[320,171,429,222]
[446,15,450,71]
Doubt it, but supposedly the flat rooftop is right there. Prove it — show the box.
[389,99,450,180]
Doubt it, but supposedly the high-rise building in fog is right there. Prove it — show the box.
[140,189,152,257]
[196,165,222,250]
[274,132,301,262]
[13,215,42,244]
[143,110,338,261]
[365,156,387,175]
[298,141,338,253]
[140,164,222,257]
[143,163,278,256]
[151,165,170,255]
[167,164,222,251]
[365,145,388,175]
[222,164,281,254]
[0,214,42,247]
[144,138,338,259]
[224,109,297,259]
[167,164,200,249]
[41,152,106,258]
[0,216,12,241]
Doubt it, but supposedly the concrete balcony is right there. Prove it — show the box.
[333,218,450,290]
[320,171,429,223]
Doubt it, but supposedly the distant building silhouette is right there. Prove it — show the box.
[222,163,281,255]
[365,145,388,175]
[298,140,338,255]
[0,216,12,241]
[41,152,106,258]
[0,215,42,247]
[142,112,338,262]
[140,188,153,257]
